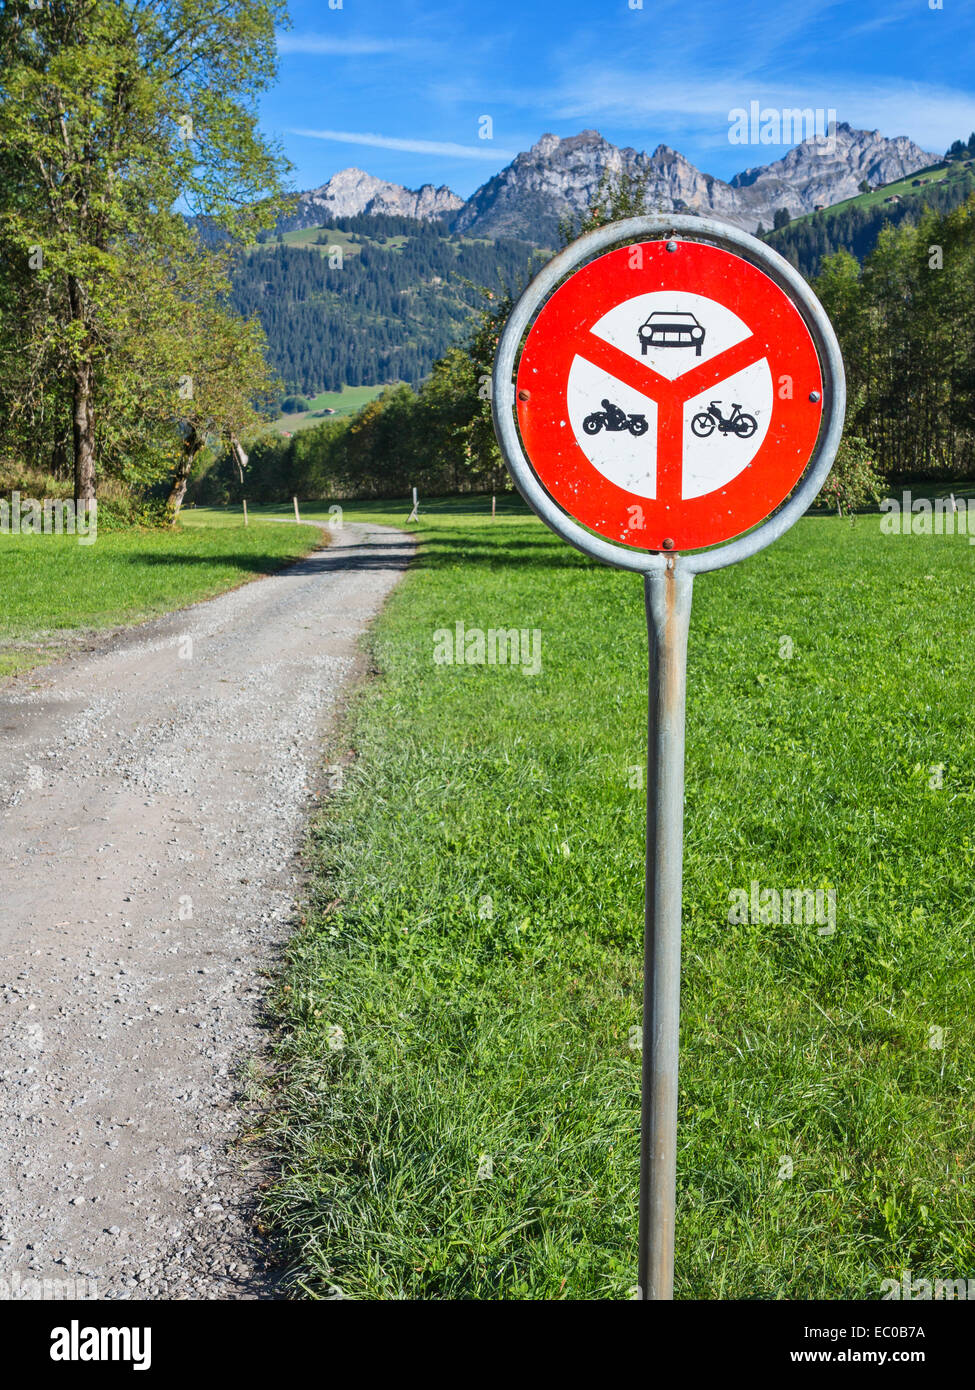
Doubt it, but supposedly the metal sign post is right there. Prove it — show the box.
[640,562,691,1299]
[492,215,845,1300]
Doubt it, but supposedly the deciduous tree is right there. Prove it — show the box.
[0,0,291,500]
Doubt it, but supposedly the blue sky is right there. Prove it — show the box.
[261,0,975,197]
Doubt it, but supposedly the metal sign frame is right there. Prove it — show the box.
[492,214,845,574]
[491,215,845,1302]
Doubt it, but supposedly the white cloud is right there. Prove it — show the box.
[290,128,515,160]
[541,68,975,157]
[277,34,404,56]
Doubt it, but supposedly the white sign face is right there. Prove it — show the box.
[565,291,774,501]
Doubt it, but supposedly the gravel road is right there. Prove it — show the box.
[0,520,412,1300]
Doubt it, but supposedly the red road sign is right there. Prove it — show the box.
[516,239,824,552]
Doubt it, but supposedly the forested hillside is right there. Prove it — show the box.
[234,151,975,406]
[767,152,975,276]
[230,214,543,395]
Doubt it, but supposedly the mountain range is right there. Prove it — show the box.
[282,124,938,243]
[282,166,463,229]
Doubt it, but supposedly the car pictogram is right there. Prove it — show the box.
[638,310,706,357]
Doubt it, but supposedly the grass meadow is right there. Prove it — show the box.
[269,384,388,435]
[0,515,322,678]
[242,495,975,1300]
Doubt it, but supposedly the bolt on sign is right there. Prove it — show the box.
[492,216,845,1300]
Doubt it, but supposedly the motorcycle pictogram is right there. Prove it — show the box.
[583,398,650,437]
[690,401,758,439]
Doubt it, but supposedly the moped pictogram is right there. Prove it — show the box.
[690,401,758,439]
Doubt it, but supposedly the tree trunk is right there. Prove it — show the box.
[68,275,96,502]
[166,425,201,517]
[229,436,248,484]
[165,459,196,516]
[50,435,68,478]
[71,357,96,501]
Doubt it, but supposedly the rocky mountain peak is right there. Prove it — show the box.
[529,133,562,158]
[282,125,939,244]
[280,167,464,232]
[454,125,938,241]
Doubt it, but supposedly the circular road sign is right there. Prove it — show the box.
[493,216,845,574]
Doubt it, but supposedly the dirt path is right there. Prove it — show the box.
[0,521,413,1300]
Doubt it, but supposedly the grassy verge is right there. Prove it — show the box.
[0,515,325,679]
[258,497,975,1300]
[268,385,389,435]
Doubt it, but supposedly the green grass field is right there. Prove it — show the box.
[254,496,975,1300]
[0,516,323,678]
[277,227,375,254]
[274,226,498,257]
[270,384,390,435]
